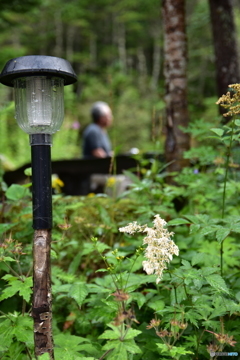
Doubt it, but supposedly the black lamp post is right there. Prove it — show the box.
[0,55,77,359]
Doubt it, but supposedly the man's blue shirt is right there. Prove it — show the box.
[82,123,111,158]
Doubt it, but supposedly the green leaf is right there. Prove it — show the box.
[0,223,16,235]
[68,282,89,307]
[124,328,142,340]
[99,329,120,340]
[0,276,32,303]
[205,274,230,294]
[0,319,14,351]
[183,215,201,224]
[24,167,32,176]
[216,228,231,243]
[105,342,128,360]
[54,333,90,352]
[168,218,190,226]
[2,256,16,262]
[211,128,224,137]
[147,298,165,311]
[5,184,28,201]
[39,354,51,360]
[14,315,34,345]
[19,276,33,302]
[191,252,208,266]
[190,224,201,234]
[130,292,147,309]
[119,339,142,354]
[200,226,217,236]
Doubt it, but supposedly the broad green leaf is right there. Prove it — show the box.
[183,215,200,224]
[0,319,14,351]
[147,298,165,311]
[19,276,33,302]
[200,226,217,236]
[169,346,194,357]
[5,184,28,201]
[99,329,120,340]
[14,315,33,345]
[124,328,142,340]
[119,339,142,354]
[54,333,90,352]
[68,282,89,307]
[216,228,231,242]
[0,276,32,303]
[191,252,208,266]
[210,128,224,137]
[205,274,230,294]
[190,224,201,234]
[130,292,147,309]
[181,259,192,269]
[168,218,190,226]
[2,256,16,262]
[200,267,217,277]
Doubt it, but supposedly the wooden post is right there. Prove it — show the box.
[32,229,54,359]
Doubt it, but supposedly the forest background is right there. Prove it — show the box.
[0,0,239,168]
[1,1,240,359]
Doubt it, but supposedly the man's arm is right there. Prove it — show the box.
[92,148,107,158]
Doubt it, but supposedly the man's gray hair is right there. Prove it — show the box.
[91,101,111,123]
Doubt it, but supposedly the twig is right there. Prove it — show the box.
[98,348,114,360]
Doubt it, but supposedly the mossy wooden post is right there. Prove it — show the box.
[33,230,54,359]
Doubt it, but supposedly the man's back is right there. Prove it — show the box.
[82,123,111,158]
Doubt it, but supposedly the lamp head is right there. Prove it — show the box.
[0,56,77,136]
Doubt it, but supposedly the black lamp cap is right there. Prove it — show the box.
[0,55,77,87]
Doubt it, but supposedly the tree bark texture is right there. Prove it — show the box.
[163,0,190,175]
[209,0,240,100]
[32,229,54,359]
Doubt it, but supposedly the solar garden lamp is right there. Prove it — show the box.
[0,55,77,359]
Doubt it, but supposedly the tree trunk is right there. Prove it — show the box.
[137,47,147,92]
[117,21,127,71]
[151,25,161,90]
[209,0,240,101]
[163,0,190,176]
[54,9,63,58]
[32,229,54,359]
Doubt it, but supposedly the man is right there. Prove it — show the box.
[82,101,112,158]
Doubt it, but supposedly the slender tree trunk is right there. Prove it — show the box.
[89,34,97,69]
[151,25,161,90]
[209,0,240,118]
[137,47,147,92]
[163,0,190,176]
[32,230,54,359]
[117,22,127,71]
[66,26,76,63]
[54,9,63,58]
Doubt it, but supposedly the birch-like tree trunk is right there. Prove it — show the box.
[163,0,190,175]
[209,0,240,115]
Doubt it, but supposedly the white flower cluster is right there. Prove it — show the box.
[119,215,179,283]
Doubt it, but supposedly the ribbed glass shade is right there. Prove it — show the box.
[14,76,64,134]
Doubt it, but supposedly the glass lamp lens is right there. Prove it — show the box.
[14,76,64,134]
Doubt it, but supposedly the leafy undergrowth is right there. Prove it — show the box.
[1,105,240,359]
